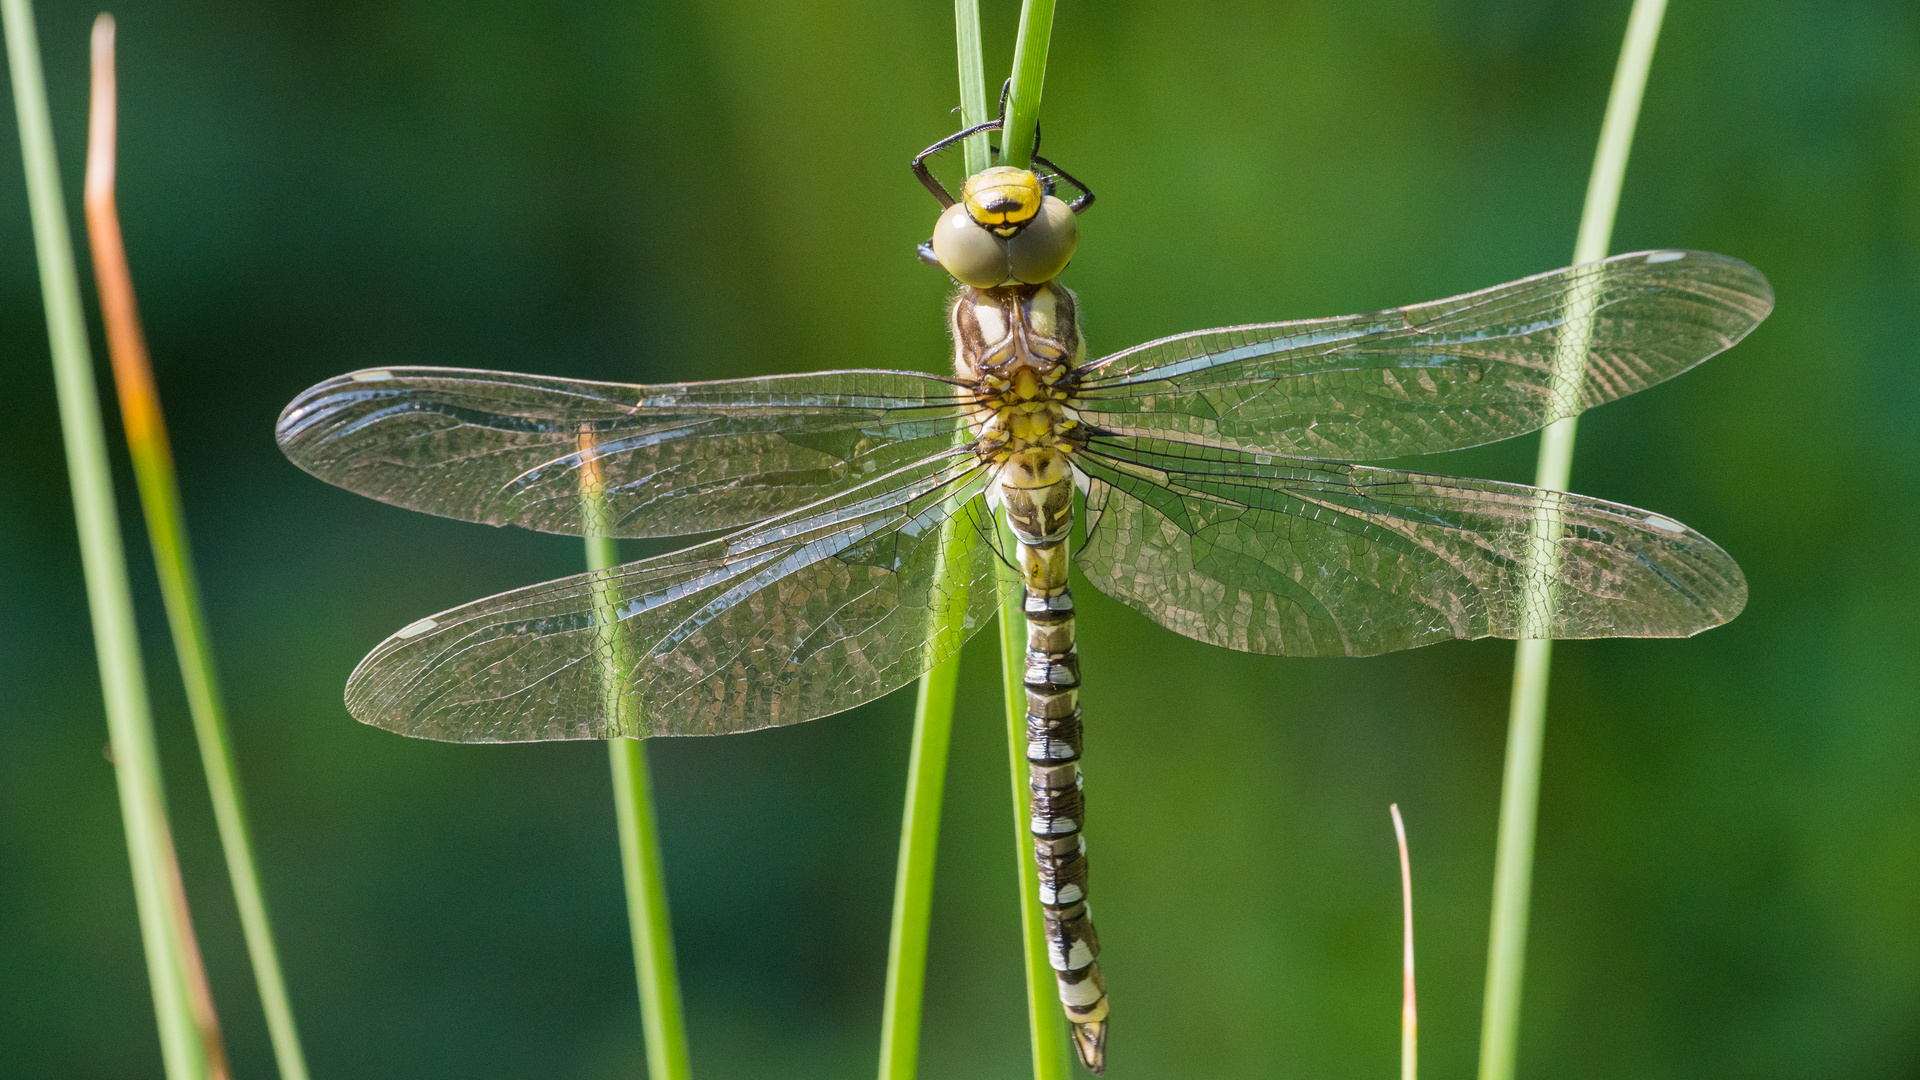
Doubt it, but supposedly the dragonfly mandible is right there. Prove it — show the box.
[276,112,1771,1073]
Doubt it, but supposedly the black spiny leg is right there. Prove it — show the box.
[911,79,1016,207]
[911,117,1005,208]
[1034,153,1096,214]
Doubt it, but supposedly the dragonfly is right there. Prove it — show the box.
[276,113,1771,1072]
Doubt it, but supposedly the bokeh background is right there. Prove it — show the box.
[2,0,1915,1077]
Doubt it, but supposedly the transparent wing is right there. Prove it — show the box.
[1075,250,1772,460]
[1075,436,1745,658]
[277,366,970,538]
[345,452,999,742]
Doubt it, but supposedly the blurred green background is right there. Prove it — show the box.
[2,0,1915,1077]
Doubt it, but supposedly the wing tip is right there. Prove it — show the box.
[274,368,394,462]
[1626,247,1776,324]
[1690,561,1749,635]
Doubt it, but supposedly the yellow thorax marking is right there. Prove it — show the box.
[982,358,1077,462]
[1011,367,1041,400]
[1027,286,1059,338]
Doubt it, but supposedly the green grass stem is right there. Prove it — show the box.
[1477,4,1668,1079]
[877,471,982,1080]
[998,538,1073,1080]
[4,3,214,1076]
[873,7,996,1075]
[1392,804,1416,1080]
[82,17,306,1079]
[877,650,961,1080]
[998,0,1055,171]
[587,533,693,1080]
[953,0,991,176]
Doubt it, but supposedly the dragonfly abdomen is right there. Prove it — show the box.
[1015,510,1108,1072]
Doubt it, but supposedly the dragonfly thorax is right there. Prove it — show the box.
[951,281,1085,375]
[952,281,1087,545]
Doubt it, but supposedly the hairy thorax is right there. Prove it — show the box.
[951,282,1088,546]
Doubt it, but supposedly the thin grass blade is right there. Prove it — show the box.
[877,450,984,1080]
[998,531,1074,1080]
[954,0,991,176]
[1392,804,1416,1080]
[3,2,217,1075]
[607,732,692,1080]
[583,459,693,1080]
[877,627,962,1080]
[875,6,995,1074]
[999,0,1055,170]
[83,17,306,1079]
[1478,4,1669,1079]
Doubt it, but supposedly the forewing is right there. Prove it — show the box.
[277,366,970,537]
[1076,250,1771,459]
[1075,436,1745,657]
[345,454,999,741]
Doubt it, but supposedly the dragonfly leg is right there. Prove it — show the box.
[911,117,1004,207]
[1032,153,1095,214]
[910,80,1063,209]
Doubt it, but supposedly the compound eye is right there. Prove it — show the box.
[962,166,1044,235]
[931,201,1011,287]
[1005,196,1079,284]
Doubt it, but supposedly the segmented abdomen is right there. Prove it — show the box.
[1019,529,1108,1073]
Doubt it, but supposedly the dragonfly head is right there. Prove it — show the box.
[932,167,1079,288]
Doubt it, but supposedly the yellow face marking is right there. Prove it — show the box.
[962,167,1044,236]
